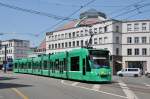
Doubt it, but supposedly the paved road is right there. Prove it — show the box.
[0,72,150,99]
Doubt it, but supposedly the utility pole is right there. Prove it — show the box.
[86,27,94,48]
[4,45,7,73]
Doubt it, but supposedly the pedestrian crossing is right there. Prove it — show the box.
[61,80,150,99]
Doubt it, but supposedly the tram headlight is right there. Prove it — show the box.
[99,71,107,76]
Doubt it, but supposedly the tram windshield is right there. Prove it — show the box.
[89,50,109,69]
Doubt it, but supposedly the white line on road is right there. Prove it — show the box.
[118,80,139,99]
[92,84,101,91]
[144,83,150,87]
[71,82,79,86]
[61,80,127,99]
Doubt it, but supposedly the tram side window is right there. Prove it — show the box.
[64,58,67,71]
[43,61,48,70]
[55,59,59,70]
[21,63,23,69]
[28,62,31,69]
[71,56,80,71]
[39,61,42,70]
[15,63,18,69]
[50,61,52,70]
[86,56,91,71]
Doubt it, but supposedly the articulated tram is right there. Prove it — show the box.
[13,48,112,82]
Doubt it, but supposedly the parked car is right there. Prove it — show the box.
[117,68,142,77]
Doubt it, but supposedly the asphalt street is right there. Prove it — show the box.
[0,71,150,99]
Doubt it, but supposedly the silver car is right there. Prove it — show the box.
[117,68,141,77]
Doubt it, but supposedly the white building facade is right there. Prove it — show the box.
[122,20,150,73]
[46,9,150,74]
[0,39,30,62]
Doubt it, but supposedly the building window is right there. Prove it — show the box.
[134,37,139,44]
[58,35,60,40]
[55,44,57,49]
[116,37,119,43]
[99,27,102,33]
[127,49,132,55]
[116,48,119,55]
[69,42,71,47]
[55,35,57,40]
[142,48,147,55]
[81,40,83,47]
[135,48,139,55]
[73,32,75,38]
[69,33,71,38]
[85,29,88,36]
[76,31,79,37]
[76,41,79,46]
[62,43,64,48]
[142,23,147,31]
[94,38,97,44]
[80,30,83,36]
[94,28,97,34]
[116,26,119,32]
[73,41,75,47]
[127,24,132,32]
[99,38,102,44]
[65,33,68,38]
[104,26,108,32]
[127,37,132,43]
[134,23,139,31]
[142,37,147,43]
[85,40,88,46]
[65,42,67,47]
[52,44,54,49]
[61,34,64,39]
[104,37,108,43]
[58,43,60,48]
[49,45,51,49]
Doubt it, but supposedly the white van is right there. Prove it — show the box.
[117,68,141,77]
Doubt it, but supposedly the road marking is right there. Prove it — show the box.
[11,88,29,99]
[61,80,127,99]
[71,82,79,86]
[92,84,101,91]
[118,80,139,99]
[144,83,150,87]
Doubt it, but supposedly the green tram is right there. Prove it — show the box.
[13,48,112,82]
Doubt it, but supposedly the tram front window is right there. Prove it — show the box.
[92,57,109,69]
[89,50,110,69]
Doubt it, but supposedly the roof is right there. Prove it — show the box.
[122,19,150,23]
[2,39,29,42]
[56,18,104,31]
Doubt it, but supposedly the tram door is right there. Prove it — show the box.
[82,56,91,80]
[82,58,86,75]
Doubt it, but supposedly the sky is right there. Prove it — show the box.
[0,0,150,47]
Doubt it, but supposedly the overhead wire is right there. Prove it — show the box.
[0,1,75,20]
[109,0,146,16]
[111,2,150,19]
[94,2,150,35]
[37,0,96,35]
[38,0,147,35]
